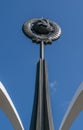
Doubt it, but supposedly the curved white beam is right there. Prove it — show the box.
[0,82,24,130]
[59,82,83,130]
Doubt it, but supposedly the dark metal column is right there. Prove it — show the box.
[30,59,54,130]
[40,41,44,60]
[22,18,61,130]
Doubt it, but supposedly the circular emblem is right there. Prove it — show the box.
[22,18,61,44]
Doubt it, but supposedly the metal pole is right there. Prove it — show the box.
[40,41,44,60]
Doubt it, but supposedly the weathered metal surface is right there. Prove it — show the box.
[22,18,61,44]
[22,18,61,130]
[30,59,54,130]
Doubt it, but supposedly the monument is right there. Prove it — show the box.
[22,18,61,130]
[0,17,83,130]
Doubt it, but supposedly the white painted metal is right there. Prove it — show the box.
[59,82,83,130]
[0,82,24,130]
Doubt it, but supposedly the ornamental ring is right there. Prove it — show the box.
[22,18,61,44]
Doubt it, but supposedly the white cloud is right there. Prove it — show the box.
[50,81,56,92]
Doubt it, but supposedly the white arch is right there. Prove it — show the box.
[0,82,24,130]
[59,82,83,130]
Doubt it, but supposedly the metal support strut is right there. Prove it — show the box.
[40,41,44,60]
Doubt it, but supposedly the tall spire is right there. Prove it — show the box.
[22,18,61,130]
[30,59,54,130]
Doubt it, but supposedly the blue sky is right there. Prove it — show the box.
[0,0,83,129]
